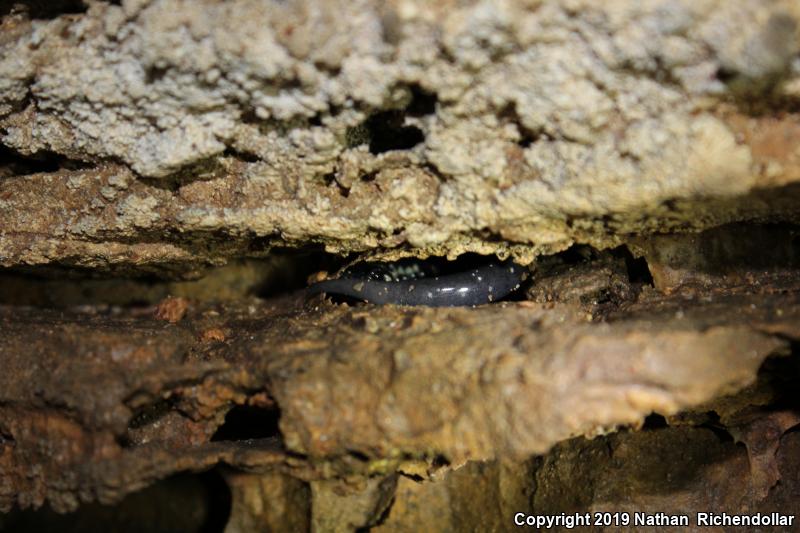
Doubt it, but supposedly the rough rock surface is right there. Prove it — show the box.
[0,284,797,513]
[1,0,800,271]
[1,1,800,530]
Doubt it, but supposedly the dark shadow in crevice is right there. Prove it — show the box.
[0,471,232,533]
[0,248,339,309]
[211,404,281,442]
[360,170,378,183]
[551,244,598,265]
[783,423,800,438]
[222,146,260,163]
[499,102,543,147]
[0,424,14,448]
[144,65,168,84]
[345,85,435,155]
[366,110,424,154]
[347,449,370,462]
[611,245,654,286]
[201,470,233,533]
[405,84,438,117]
[0,0,87,19]
[431,454,451,469]
[353,475,398,532]
[322,170,350,197]
[257,248,345,300]
[355,495,396,532]
[137,157,233,192]
[641,413,668,430]
[137,146,263,191]
[0,144,93,176]
[698,411,736,444]
[398,472,424,483]
[754,344,800,412]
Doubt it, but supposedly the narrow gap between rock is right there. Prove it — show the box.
[0,145,92,176]
[0,223,794,313]
[221,146,260,163]
[355,488,397,533]
[137,157,236,191]
[615,245,654,286]
[0,250,339,310]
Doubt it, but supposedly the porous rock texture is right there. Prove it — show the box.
[1,0,800,531]
[1,0,799,271]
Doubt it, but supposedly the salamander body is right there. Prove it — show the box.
[308,258,527,307]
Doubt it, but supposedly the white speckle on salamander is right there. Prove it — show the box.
[353,282,364,292]
[408,284,415,292]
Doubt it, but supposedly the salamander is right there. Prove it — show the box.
[308,257,528,307]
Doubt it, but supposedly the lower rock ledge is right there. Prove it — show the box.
[0,290,797,513]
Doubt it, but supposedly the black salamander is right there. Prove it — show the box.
[308,257,528,307]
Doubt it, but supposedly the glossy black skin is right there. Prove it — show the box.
[308,259,527,307]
